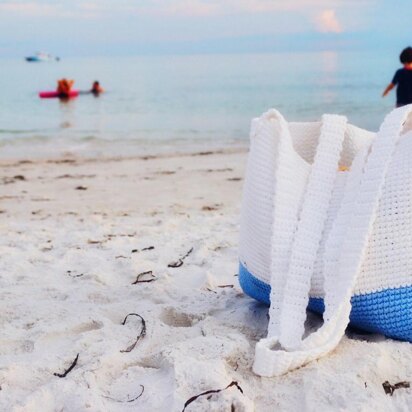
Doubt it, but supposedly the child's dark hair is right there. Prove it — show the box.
[400,47,412,64]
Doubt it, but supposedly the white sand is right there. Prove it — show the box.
[1,147,411,411]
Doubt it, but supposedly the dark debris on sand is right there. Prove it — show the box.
[53,353,79,378]
[120,313,146,353]
[103,385,145,403]
[382,380,410,396]
[182,381,243,411]
[168,248,193,268]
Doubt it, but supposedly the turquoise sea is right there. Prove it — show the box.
[0,51,401,153]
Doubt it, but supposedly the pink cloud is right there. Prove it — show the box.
[0,2,60,16]
[0,0,367,23]
[163,0,220,17]
[0,1,99,18]
[313,9,343,33]
[160,0,350,16]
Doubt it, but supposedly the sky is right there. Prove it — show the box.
[0,0,410,57]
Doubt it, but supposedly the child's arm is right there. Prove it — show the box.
[382,83,395,97]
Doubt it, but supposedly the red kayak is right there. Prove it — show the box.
[39,90,79,99]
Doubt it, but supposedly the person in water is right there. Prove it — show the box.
[91,81,104,95]
[57,78,74,98]
[382,47,412,107]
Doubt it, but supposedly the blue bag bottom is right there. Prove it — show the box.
[239,262,412,341]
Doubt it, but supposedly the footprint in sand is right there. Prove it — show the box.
[71,320,104,334]
[159,307,203,328]
[21,340,35,353]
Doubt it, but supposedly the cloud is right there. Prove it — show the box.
[154,0,218,17]
[145,0,359,17]
[0,1,101,18]
[0,0,372,19]
[160,0,374,17]
[313,9,343,33]
[0,2,61,17]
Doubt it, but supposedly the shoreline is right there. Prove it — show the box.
[0,136,248,162]
[0,146,248,167]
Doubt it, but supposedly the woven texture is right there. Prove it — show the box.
[239,107,412,377]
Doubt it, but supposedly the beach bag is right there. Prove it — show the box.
[239,105,412,377]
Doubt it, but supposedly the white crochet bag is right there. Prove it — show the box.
[239,105,412,377]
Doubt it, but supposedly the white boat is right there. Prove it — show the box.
[25,52,60,62]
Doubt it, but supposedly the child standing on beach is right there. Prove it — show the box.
[382,47,412,107]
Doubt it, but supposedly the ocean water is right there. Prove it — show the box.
[0,51,400,154]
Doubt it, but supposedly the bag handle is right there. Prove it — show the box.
[314,104,412,345]
[265,109,304,340]
[254,105,412,377]
[264,113,347,357]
